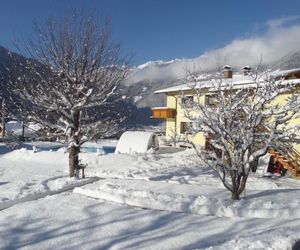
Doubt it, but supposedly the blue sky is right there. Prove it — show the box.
[1,0,300,65]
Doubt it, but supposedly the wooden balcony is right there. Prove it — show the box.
[269,147,300,178]
[151,107,176,119]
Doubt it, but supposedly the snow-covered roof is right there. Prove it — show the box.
[154,74,255,94]
[154,83,191,94]
[155,69,300,94]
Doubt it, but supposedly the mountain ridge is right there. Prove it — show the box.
[1,45,300,123]
[126,51,300,108]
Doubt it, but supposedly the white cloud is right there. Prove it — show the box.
[266,15,300,29]
[129,17,300,84]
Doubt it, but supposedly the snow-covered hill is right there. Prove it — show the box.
[270,51,300,70]
[125,51,300,109]
[127,59,186,86]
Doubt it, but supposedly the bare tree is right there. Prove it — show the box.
[181,70,300,200]
[10,10,129,177]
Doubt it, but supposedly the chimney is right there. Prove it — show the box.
[223,65,232,79]
[243,66,251,76]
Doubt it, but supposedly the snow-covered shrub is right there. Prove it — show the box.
[181,70,300,200]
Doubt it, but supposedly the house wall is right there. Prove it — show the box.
[165,91,206,147]
[165,88,300,151]
[272,91,300,152]
[165,94,176,140]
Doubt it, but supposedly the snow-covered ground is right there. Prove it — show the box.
[1,141,300,249]
[1,192,299,250]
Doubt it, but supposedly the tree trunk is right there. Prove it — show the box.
[21,122,25,141]
[232,186,240,200]
[68,109,81,178]
[231,191,240,200]
[230,168,249,200]
[69,144,79,177]
[231,174,248,201]
[230,170,240,200]
[1,119,5,137]
[237,175,248,197]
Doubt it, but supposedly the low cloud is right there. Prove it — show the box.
[129,17,300,84]
[199,16,300,70]
[266,15,300,30]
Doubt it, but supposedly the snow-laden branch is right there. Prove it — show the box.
[7,10,130,177]
[180,69,300,200]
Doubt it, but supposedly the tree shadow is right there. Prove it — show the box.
[245,188,300,200]
[0,144,15,155]
[149,165,218,182]
[1,193,299,249]
[0,181,10,186]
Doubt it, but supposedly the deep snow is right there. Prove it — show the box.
[1,141,300,249]
[1,192,299,250]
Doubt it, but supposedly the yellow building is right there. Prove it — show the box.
[152,66,300,177]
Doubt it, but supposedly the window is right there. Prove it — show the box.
[181,96,193,107]
[205,94,218,107]
[205,133,223,158]
[180,122,193,134]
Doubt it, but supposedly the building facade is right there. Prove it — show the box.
[152,66,300,176]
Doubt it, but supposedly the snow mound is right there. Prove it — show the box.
[115,131,159,154]
[207,227,298,250]
[74,178,300,219]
